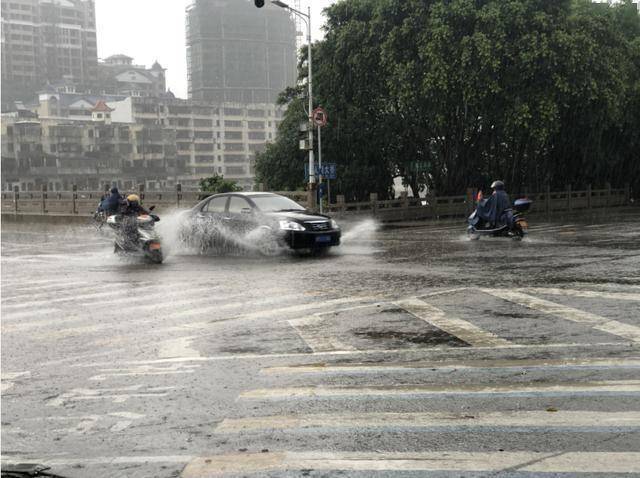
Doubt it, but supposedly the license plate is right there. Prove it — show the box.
[149,242,162,250]
[315,235,332,243]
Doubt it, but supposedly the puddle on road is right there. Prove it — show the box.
[352,328,468,347]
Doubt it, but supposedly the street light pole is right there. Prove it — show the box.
[271,1,315,209]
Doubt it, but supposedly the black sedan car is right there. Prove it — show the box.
[179,192,341,255]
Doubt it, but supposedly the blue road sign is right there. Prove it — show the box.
[305,163,337,180]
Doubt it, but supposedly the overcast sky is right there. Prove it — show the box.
[95,0,337,99]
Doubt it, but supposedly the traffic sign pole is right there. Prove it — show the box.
[318,124,323,213]
[312,107,328,214]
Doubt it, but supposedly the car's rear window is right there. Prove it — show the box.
[251,195,304,212]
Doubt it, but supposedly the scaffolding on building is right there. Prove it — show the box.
[293,0,304,52]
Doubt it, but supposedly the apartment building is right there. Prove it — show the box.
[108,96,284,190]
[1,0,98,110]
[186,0,297,104]
[1,109,178,192]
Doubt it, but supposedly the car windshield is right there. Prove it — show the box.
[251,195,305,212]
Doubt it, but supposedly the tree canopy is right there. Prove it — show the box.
[255,0,640,199]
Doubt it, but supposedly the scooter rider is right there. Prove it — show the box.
[121,194,150,216]
[476,180,512,228]
[98,187,124,216]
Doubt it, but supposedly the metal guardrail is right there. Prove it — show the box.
[0,184,631,220]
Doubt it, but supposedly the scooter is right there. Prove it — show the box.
[467,198,532,241]
[106,208,163,263]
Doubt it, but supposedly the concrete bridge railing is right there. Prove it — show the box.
[0,184,632,221]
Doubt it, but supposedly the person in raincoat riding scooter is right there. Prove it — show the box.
[475,180,512,228]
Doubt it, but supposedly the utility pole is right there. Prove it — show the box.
[270,1,315,209]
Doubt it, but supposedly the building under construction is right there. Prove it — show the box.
[186,0,297,104]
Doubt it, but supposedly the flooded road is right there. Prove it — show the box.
[2,211,640,477]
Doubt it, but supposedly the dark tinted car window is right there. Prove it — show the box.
[204,196,227,213]
[228,196,251,214]
[251,195,304,212]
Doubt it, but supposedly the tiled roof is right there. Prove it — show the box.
[91,100,114,112]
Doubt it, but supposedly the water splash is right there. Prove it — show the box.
[336,218,382,255]
[156,209,285,257]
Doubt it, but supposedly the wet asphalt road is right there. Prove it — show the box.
[1,210,640,477]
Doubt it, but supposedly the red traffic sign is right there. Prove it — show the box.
[312,107,328,127]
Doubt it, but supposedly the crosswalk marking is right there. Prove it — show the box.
[484,289,640,343]
[288,315,358,352]
[214,410,640,433]
[181,451,640,475]
[521,287,640,302]
[239,380,640,400]
[261,357,640,375]
[395,298,511,347]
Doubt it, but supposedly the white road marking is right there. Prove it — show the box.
[215,410,640,433]
[46,385,177,407]
[164,292,304,320]
[239,380,640,400]
[521,287,640,302]
[261,357,640,375]
[288,315,358,353]
[1,281,92,297]
[181,451,640,474]
[1,371,31,380]
[2,283,127,303]
[484,289,640,343]
[74,341,630,367]
[0,455,194,466]
[157,336,201,358]
[240,296,381,321]
[89,364,201,381]
[28,412,146,434]
[395,298,512,347]
[1,371,30,392]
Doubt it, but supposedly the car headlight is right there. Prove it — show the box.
[330,219,340,230]
[279,220,306,231]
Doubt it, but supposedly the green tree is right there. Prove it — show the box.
[256,0,640,198]
[198,175,241,194]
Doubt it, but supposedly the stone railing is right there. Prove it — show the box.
[0,184,632,221]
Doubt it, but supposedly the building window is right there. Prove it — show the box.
[88,130,93,138]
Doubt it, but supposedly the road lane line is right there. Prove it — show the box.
[1,284,215,312]
[239,380,640,400]
[0,455,194,467]
[46,385,178,407]
[238,296,382,321]
[215,410,640,433]
[288,315,358,353]
[483,289,640,343]
[74,341,632,367]
[520,287,640,302]
[261,357,640,375]
[395,298,512,347]
[1,283,133,303]
[181,451,640,475]
[164,292,304,320]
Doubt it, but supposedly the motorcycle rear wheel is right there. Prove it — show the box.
[147,250,163,264]
[511,227,525,241]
